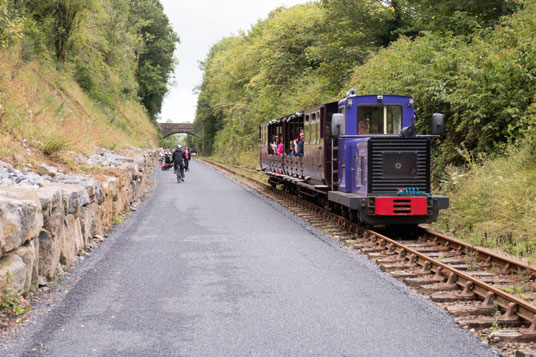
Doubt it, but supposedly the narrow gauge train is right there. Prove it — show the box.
[259,89,449,226]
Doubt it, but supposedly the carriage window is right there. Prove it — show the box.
[319,111,324,139]
[305,115,311,144]
[316,113,319,144]
[358,105,402,134]
[311,113,317,144]
[315,112,320,144]
[318,111,323,140]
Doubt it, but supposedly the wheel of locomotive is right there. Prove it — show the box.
[349,209,359,223]
[284,182,291,193]
[320,196,330,210]
[330,202,341,215]
[340,206,349,220]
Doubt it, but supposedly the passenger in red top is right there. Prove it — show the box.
[184,146,190,171]
[276,136,283,157]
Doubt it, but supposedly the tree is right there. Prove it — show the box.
[130,0,179,122]
[67,0,141,105]
[395,0,524,35]
[24,0,95,62]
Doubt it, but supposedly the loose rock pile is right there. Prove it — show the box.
[0,148,157,301]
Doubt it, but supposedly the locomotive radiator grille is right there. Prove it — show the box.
[368,138,430,194]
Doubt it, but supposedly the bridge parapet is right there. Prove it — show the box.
[160,123,198,138]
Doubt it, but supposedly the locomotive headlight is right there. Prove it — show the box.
[409,98,414,107]
[377,95,383,102]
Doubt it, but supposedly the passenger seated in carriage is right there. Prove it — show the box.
[294,131,304,157]
[288,142,294,156]
[276,136,283,157]
[269,135,279,155]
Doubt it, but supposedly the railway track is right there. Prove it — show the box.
[199,158,536,356]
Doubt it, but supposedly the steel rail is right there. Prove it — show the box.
[420,228,536,276]
[363,228,536,326]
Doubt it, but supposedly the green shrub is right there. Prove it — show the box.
[41,135,70,156]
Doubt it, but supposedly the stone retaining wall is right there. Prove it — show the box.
[0,148,157,301]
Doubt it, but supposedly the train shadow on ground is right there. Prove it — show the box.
[371,224,423,241]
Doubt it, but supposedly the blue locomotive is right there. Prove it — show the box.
[259,89,449,226]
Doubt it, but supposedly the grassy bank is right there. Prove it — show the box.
[432,143,536,263]
[0,46,158,169]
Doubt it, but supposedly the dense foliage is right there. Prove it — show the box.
[347,1,536,165]
[5,0,178,123]
[195,3,335,157]
[0,0,24,48]
[193,0,528,167]
[131,0,179,120]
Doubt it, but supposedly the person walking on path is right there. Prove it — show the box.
[159,149,164,168]
[184,146,190,172]
[172,144,187,183]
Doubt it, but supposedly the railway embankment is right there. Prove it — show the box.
[0,148,157,302]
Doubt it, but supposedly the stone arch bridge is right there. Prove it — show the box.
[160,123,199,138]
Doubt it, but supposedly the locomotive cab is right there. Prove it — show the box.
[327,92,449,225]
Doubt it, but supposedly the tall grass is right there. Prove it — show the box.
[41,135,70,156]
[0,45,158,160]
[433,143,536,263]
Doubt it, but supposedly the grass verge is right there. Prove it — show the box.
[433,143,536,263]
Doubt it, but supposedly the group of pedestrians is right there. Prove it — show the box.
[159,149,172,168]
[159,145,191,183]
[172,144,191,183]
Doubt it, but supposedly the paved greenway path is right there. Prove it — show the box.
[5,160,496,356]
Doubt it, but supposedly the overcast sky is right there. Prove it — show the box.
[159,0,310,123]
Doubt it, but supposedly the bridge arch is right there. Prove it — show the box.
[160,123,199,138]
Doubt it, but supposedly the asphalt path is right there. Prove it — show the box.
[4,159,496,356]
